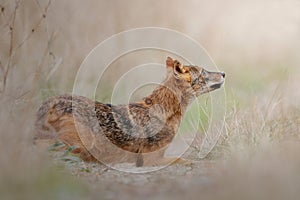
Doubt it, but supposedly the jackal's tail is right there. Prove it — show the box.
[34,95,97,161]
[35,95,73,140]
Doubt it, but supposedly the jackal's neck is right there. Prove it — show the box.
[145,76,195,119]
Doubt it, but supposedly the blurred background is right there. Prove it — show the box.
[1,0,299,98]
[0,0,300,199]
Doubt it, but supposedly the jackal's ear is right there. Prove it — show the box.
[166,57,191,81]
[166,57,184,72]
[166,57,174,68]
[173,60,191,81]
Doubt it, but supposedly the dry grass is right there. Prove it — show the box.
[0,0,300,199]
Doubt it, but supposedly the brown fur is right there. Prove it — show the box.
[35,57,225,166]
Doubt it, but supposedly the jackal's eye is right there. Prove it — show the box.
[201,70,207,76]
[191,77,199,86]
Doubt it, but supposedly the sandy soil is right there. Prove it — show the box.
[51,147,217,200]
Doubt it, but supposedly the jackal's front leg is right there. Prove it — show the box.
[142,149,192,166]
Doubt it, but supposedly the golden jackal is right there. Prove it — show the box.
[35,57,225,166]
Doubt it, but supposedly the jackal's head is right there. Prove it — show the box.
[166,57,225,96]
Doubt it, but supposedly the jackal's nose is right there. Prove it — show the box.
[221,72,225,78]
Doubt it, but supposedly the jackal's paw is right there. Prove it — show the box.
[172,157,193,166]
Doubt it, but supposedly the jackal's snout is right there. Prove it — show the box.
[203,69,225,90]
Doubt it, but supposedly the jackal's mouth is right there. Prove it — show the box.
[206,78,225,91]
[209,82,224,90]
